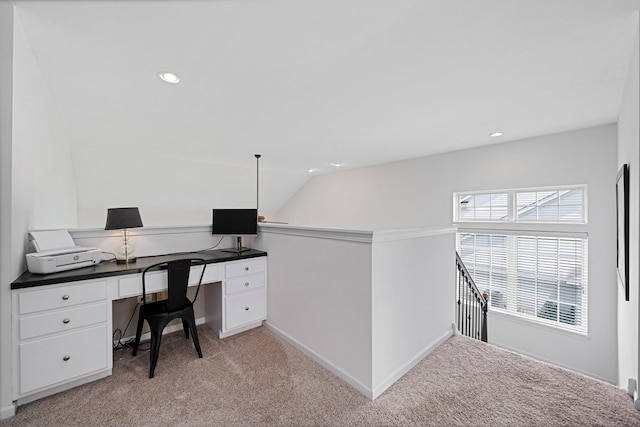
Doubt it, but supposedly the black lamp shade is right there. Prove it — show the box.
[105,207,143,230]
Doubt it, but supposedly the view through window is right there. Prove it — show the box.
[454,186,588,334]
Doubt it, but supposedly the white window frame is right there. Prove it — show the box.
[454,185,589,334]
[453,185,588,225]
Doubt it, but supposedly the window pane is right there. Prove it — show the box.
[516,187,584,222]
[491,207,509,220]
[475,207,491,219]
[559,303,577,325]
[475,194,490,206]
[537,279,558,302]
[537,191,557,204]
[456,192,509,221]
[516,277,536,316]
[558,205,582,221]
[559,189,582,205]
[537,300,558,322]
[559,282,581,304]
[538,205,559,221]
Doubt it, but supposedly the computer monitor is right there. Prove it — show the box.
[212,208,258,253]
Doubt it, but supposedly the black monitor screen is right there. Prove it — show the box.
[212,209,258,236]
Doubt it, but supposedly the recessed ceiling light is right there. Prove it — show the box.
[157,72,180,84]
[332,162,343,168]
[307,168,315,173]
[489,132,504,138]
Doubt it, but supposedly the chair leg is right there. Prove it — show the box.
[131,313,145,356]
[149,329,162,379]
[182,319,190,339]
[185,314,202,358]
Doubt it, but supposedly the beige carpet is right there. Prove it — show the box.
[2,325,639,426]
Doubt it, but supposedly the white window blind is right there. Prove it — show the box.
[516,188,584,222]
[458,232,588,334]
[457,192,509,221]
[455,186,586,223]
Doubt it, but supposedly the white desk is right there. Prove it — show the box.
[10,250,267,406]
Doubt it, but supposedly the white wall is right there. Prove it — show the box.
[12,11,78,233]
[371,231,455,395]
[278,124,619,383]
[0,10,80,418]
[0,1,15,420]
[617,15,640,402]
[256,228,374,394]
[256,225,456,399]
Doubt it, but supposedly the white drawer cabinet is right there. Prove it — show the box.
[18,281,106,314]
[226,273,265,295]
[205,257,267,338]
[18,302,108,340]
[225,289,266,330]
[19,325,109,394]
[12,279,113,404]
[226,258,266,278]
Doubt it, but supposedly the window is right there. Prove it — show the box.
[458,232,588,333]
[454,186,588,334]
[455,186,586,223]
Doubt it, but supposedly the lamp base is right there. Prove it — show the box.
[116,257,137,264]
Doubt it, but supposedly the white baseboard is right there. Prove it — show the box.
[264,322,454,401]
[264,322,374,399]
[371,328,453,399]
[492,341,616,385]
[0,403,16,420]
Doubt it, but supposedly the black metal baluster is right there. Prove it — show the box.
[455,252,488,342]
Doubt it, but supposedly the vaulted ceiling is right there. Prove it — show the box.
[11,0,640,224]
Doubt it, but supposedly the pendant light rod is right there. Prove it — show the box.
[255,154,261,221]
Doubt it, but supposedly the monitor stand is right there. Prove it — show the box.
[222,236,251,253]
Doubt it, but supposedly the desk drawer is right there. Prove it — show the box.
[18,281,107,315]
[19,324,109,394]
[19,302,108,340]
[226,274,265,295]
[119,274,165,298]
[118,264,222,298]
[226,258,265,279]
[194,264,222,284]
[225,289,265,330]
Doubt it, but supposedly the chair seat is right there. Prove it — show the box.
[141,298,193,316]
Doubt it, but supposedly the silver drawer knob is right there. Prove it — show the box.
[62,318,70,324]
[244,267,249,271]
[245,282,250,287]
[63,355,71,361]
[62,295,70,301]
[244,307,250,311]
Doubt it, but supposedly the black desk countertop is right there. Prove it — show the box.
[11,249,267,290]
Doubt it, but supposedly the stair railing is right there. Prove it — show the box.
[456,252,488,342]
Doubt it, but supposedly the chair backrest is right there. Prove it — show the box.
[142,258,207,312]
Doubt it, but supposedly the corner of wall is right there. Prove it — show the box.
[0,0,15,419]
[616,12,640,401]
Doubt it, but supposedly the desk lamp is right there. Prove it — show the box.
[105,207,143,264]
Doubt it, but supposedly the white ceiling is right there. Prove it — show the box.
[11,0,640,221]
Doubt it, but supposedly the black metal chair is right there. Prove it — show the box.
[131,258,207,378]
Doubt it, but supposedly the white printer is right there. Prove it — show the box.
[26,230,102,274]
